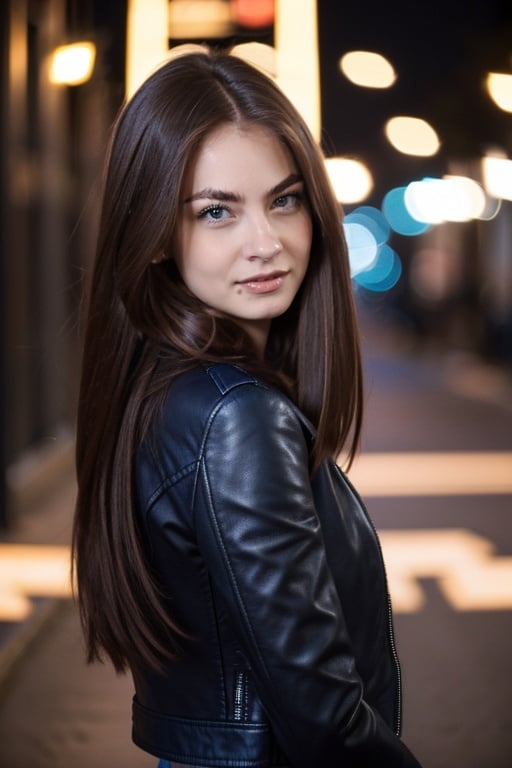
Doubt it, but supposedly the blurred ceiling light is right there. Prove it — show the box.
[486,72,512,113]
[404,177,486,223]
[482,154,512,201]
[127,0,168,97]
[168,0,233,39]
[339,50,396,88]
[230,42,277,77]
[49,42,96,85]
[385,116,440,156]
[325,157,373,204]
[232,0,274,27]
[275,0,320,140]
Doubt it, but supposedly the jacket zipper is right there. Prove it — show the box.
[234,670,247,722]
[335,465,403,736]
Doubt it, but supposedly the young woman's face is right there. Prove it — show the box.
[176,123,312,353]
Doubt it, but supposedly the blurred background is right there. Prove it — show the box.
[0,1,511,767]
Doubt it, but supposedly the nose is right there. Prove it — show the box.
[242,217,282,262]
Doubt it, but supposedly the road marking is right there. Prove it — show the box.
[380,529,512,612]
[347,451,512,496]
[0,545,71,621]
[1,529,512,620]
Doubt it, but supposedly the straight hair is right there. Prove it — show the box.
[73,50,363,673]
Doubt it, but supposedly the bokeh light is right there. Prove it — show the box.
[404,176,486,223]
[354,244,402,292]
[49,42,96,85]
[344,206,401,292]
[232,0,275,28]
[350,206,391,244]
[339,50,396,88]
[482,154,512,201]
[385,116,440,156]
[477,195,501,221]
[325,157,373,203]
[382,187,431,236]
[230,42,277,77]
[486,72,512,113]
[343,220,378,276]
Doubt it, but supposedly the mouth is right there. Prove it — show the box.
[236,270,289,295]
[237,270,289,285]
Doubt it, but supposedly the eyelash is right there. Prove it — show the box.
[196,191,304,222]
[273,192,302,209]
[197,204,230,221]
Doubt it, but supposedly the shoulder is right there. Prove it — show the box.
[164,362,304,430]
[160,363,313,460]
[163,363,270,422]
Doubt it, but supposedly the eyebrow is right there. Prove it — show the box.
[183,173,303,204]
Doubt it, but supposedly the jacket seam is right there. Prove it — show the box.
[194,385,304,721]
[146,459,197,511]
[200,455,272,694]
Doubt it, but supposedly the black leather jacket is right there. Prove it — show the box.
[132,363,422,767]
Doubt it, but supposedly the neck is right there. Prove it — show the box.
[237,319,270,359]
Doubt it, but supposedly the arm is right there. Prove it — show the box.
[195,384,421,767]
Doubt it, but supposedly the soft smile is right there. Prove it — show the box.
[236,270,289,294]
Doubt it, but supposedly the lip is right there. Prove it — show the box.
[236,270,289,294]
[237,269,289,293]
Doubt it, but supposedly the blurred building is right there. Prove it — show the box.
[0,0,126,527]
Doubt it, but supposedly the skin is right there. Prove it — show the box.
[176,123,313,356]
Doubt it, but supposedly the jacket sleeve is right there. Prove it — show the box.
[194,383,422,768]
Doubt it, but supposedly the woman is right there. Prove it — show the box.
[73,50,422,767]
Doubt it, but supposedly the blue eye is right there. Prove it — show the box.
[197,204,229,222]
[273,193,301,209]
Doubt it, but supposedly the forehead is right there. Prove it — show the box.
[185,123,297,191]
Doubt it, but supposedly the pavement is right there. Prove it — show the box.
[0,321,511,768]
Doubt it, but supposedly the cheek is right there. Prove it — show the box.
[295,217,313,265]
[175,232,214,281]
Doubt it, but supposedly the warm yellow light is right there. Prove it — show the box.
[168,0,233,39]
[348,451,512,497]
[486,72,512,113]
[482,153,512,201]
[385,116,440,157]
[0,544,71,621]
[230,42,277,78]
[339,50,396,88]
[324,157,373,204]
[49,42,96,85]
[126,0,169,98]
[275,0,320,140]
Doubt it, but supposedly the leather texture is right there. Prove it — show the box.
[132,363,422,767]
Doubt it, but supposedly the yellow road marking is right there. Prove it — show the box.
[381,529,512,612]
[2,529,512,619]
[0,545,71,621]
[347,451,512,496]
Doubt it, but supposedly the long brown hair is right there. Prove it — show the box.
[73,50,363,673]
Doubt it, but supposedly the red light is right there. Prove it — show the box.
[232,0,274,28]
